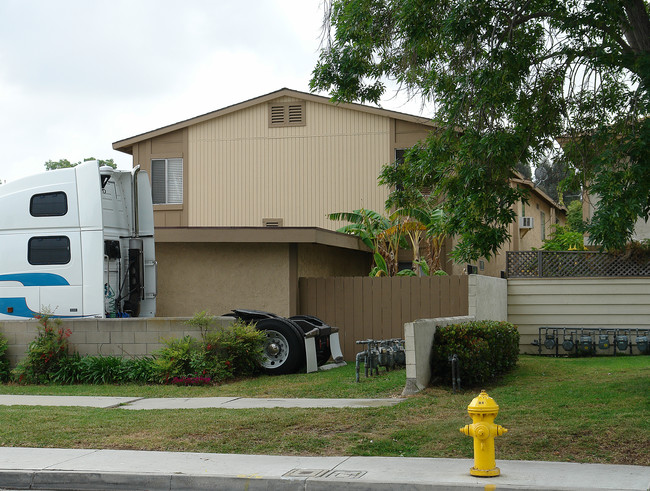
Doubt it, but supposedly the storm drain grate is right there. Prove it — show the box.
[283,469,329,478]
[323,470,367,479]
[283,469,366,480]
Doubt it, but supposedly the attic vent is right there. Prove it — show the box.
[268,102,306,127]
[270,105,285,125]
[263,218,284,228]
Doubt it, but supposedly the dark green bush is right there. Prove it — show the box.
[51,354,156,385]
[203,322,265,378]
[122,357,157,383]
[0,334,10,382]
[153,321,265,384]
[431,320,520,387]
[9,311,265,386]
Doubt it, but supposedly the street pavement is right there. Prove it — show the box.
[0,395,648,490]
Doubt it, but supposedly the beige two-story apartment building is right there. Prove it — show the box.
[113,88,564,316]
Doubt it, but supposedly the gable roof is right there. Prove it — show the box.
[112,88,435,154]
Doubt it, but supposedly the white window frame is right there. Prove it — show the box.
[151,158,183,205]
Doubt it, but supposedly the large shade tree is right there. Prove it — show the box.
[45,158,117,171]
[311,0,650,261]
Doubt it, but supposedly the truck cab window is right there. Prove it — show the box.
[30,192,68,217]
[28,236,71,265]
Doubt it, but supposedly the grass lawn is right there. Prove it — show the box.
[0,355,647,465]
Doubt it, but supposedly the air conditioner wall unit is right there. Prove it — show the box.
[519,216,534,229]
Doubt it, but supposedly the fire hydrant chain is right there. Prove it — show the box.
[459,390,508,477]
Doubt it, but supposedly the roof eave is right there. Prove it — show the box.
[112,88,436,152]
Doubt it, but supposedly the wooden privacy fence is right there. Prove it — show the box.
[298,275,469,361]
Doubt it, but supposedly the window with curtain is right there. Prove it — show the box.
[151,158,183,205]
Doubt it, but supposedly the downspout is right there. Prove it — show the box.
[131,165,140,238]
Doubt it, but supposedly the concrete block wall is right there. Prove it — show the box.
[468,274,507,321]
[0,316,234,368]
[402,316,474,395]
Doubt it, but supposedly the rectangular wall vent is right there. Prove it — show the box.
[268,102,306,127]
[263,218,284,227]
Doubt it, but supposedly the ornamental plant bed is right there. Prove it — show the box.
[0,356,647,466]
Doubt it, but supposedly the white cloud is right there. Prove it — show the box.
[0,0,431,183]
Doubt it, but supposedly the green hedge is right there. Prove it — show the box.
[431,320,520,387]
[9,316,265,386]
[0,334,10,382]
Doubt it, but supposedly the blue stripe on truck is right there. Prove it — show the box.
[0,273,70,286]
[0,297,38,318]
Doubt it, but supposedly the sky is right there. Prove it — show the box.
[0,0,427,184]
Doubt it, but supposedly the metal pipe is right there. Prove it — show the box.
[132,166,141,238]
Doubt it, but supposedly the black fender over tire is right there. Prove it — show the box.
[255,318,305,375]
[289,315,332,366]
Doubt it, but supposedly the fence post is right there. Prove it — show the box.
[537,250,543,277]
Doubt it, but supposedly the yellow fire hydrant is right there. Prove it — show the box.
[459,390,507,477]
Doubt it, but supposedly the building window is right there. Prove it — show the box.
[393,149,407,191]
[268,102,306,127]
[540,211,546,241]
[151,158,183,205]
[28,236,70,265]
[30,192,67,217]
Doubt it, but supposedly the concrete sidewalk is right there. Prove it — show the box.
[0,394,403,409]
[0,447,648,490]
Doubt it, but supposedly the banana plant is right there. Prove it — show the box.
[328,208,402,275]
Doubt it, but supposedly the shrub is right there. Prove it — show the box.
[50,354,156,385]
[50,353,83,384]
[152,335,202,383]
[12,312,71,384]
[184,310,216,339]
[0,334,10,382]
[431,320,520,387]
[122,357,157,384]
[51,354,156,385]
[203,322,266,377]
[152,320,266,384]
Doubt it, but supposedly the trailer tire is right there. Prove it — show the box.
[256,318,305,375]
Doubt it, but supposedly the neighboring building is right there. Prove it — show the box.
[113,88,435,316]
[453,177,567,278]
[583,193,650,244]
[113,88,566,316]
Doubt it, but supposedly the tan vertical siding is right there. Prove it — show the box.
[508,277,650,353]
[187,97,391,229]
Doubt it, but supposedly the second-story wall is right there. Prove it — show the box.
[187,96,393,230]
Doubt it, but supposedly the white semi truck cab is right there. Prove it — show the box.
[0,161,156,319]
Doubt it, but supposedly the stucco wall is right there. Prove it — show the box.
[297,243,371,278]
[156,242,291,317]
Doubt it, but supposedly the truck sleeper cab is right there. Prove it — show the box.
[0,161,156,319]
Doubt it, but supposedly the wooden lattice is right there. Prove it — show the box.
[506,251,650,278]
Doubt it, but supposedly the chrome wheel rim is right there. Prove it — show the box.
[261,329,290,369]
